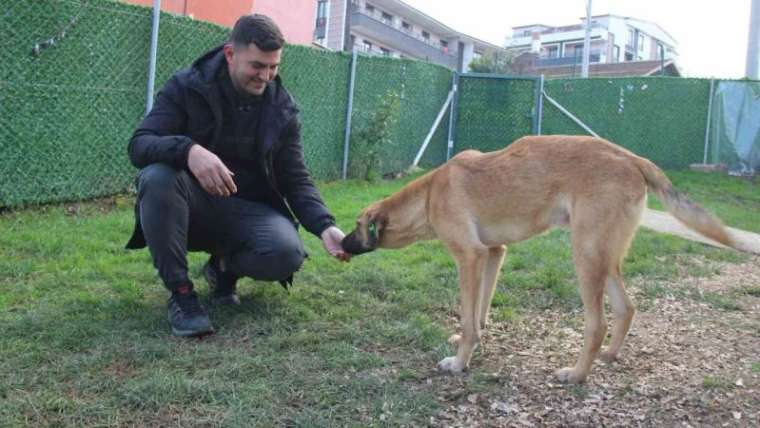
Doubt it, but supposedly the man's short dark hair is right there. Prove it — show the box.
[229,14,285,51]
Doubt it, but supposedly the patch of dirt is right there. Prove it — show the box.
[418,256,760,427]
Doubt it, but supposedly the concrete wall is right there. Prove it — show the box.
[122,0,316,45]
[252,0,317,45]
[124,0,251,27]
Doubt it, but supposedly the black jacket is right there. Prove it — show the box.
[126,45,335,249]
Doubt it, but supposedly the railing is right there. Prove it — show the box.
[351,4,450,53]
[349,7,457,68]
[536,52,601,67]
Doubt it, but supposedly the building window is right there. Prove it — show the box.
[315,1,328,27]
[613,45,620,62]
[440,39,449,54]
[380,47,391,56]
[363,40,373,52]
[543,45,559,58]
[566,43,583,57]
[365,3,375,13]
[638,34,645,51]
[402,21,411,31]
[421,31,430,40]
[381,12,393,25]
[316,0,327,18]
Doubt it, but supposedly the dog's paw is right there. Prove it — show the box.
[598,350,618,364]
[437,357,466,374]
[554,367,587,384]
[447,334,461,345]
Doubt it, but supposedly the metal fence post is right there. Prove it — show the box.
[341,47,358,179]
[145,0,161,115]
[533,75,545,135]
[702,79,715,164]
[446,72,459,161]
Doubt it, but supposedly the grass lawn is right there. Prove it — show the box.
[0,170,754,426]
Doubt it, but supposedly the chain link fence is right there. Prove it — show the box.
[541,77,712,169]
[454,75,538,154]
[351,55,453,175]
[2,0,747,209]
[1,0,455,208]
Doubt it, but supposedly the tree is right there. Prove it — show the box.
[468,50,517,74]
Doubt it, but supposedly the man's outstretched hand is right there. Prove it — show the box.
[188,144,237,196]
[321,226,351,262]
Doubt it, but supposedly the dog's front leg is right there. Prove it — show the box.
[438,249,488,374]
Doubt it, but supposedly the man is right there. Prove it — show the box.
[125,14,349,337]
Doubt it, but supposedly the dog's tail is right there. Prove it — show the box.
[633,156,737,249]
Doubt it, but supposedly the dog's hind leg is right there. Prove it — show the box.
[599,265,635,363]
[479,245,507,330]
[599,205,640,364]
[556,236,609,384]
[438,246,488,374]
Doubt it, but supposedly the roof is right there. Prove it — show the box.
[534,59,682,78]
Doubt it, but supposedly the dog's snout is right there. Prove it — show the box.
[341,230,376,255]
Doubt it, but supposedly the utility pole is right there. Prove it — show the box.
[581,0,592,78]
[747,0,760,79]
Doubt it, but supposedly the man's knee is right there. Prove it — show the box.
[235,245,305,282]
[138,163,187,197]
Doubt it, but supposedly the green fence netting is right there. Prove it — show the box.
[350,55,453,175]
[1,0,454,208]
[2,0,151,207]
[3,0,742,209]
[453,75,537,154]
[541,77,712,169]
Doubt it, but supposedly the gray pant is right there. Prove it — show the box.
[136,163,306,291]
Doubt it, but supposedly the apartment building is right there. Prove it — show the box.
[123,0,317,45]
[505,14,680,77]
[314,0,502,72]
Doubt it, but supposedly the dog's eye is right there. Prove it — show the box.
[368,222,377,235]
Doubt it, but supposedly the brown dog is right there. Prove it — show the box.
[342,135,738,383]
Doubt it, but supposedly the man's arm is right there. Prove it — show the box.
[127,76,195,170]
[127,76,236,196]
[274,119,349,261]
[273,118,337,237]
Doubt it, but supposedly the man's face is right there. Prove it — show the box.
[224,42,281,96]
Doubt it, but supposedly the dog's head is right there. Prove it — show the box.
[341,204,388,256]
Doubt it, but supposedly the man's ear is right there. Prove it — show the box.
[223,43,234,65]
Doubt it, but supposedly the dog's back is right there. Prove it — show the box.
[433,135,735,249]
[432,136,648,246]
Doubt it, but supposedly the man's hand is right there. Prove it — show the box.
[187,144,237,196]
[321,226,351,262]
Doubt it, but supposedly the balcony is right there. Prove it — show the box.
[348,7,457,69]
[536,51,602,67]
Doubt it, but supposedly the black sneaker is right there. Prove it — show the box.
[167,289,214,337]
[204,256,241,306]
